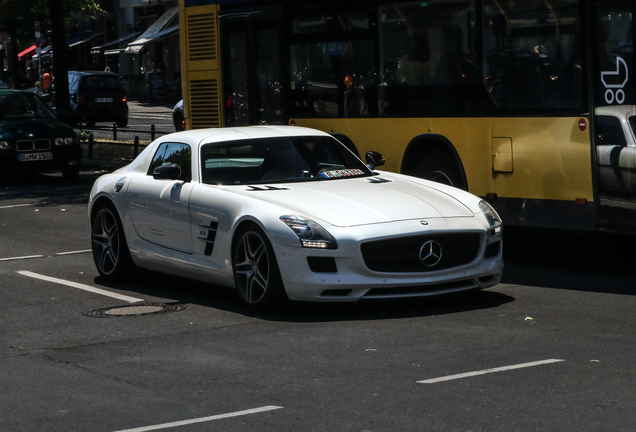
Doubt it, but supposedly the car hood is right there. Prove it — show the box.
[235,176,475,227]
[0,118,74,139]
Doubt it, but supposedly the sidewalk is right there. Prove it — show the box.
[127,99,176,114]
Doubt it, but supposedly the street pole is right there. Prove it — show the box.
[35,22,41,93]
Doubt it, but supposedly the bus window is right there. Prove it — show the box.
[482,0,583,111]
[288,13,375,118]
[378,1,481,117]
[594,1,634,107]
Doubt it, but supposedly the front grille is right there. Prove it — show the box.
[361,233,481,273]
[35,139,50,150]
[16,139,51,151]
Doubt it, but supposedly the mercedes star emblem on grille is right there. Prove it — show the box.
[419,240,443,267]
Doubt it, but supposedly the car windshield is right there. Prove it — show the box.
[79,76,125,92]
[201,136,373,185]
[0,92,56,120]
[629,116,636,142]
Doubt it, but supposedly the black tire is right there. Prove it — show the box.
[62,165,80,181]
[232,224,287,311]
[117,117,128,128]
[91,203,136,281]
[414,151,466,190]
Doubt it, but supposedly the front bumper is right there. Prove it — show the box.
[272,218,504,302]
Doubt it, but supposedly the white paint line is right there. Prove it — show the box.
[16,270,144,303]
[0,204,32,209]
[56,249,92,256]
[417,359,566,384]
[112,406,284,432]
[0,255,44,261]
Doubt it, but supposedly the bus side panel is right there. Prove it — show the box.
[179,2,223,129]
[292,117,596,230]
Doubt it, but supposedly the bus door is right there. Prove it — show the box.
[220,10,284,126]
[591,0,636,229]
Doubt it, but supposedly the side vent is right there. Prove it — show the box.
[190,78,221,129]
[199,221,219,256]
[180,4,223,128]
[187,13,217,62]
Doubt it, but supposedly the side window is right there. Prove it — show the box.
[595,115,627,147]
[483,0,582,111]
[147,143,192,179]
[378,1,479,116]
[289,13,375,118]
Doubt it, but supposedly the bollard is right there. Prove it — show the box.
[133,136,139,158]
[113,123,118,141]
[151,124,156,141]
[88,133,94,158]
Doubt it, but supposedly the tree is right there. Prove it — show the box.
[0,0,103,119]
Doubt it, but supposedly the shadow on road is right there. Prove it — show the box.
[502,227,636,296]
[95,271,515,323]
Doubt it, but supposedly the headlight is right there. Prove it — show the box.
[0,141,9,150]
[55,137,77,146]
[280,215,337,249]
[479,200,502,235]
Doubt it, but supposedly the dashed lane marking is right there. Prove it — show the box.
[16,270,144,303]
[417,359,566,384]
[112,406,285,432]
[0,255,44,261]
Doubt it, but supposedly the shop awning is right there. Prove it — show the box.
[91,32,141,55]
[68,33,102,49]
[18,45,36,61]
[124,6,179,54]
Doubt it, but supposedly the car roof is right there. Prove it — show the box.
[69,70,121,78]
[595,105,636,118]
[179,125,332,146]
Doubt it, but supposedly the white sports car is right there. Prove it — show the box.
[89,126,503,310]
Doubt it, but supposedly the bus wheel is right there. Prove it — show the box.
[414,151,466,189]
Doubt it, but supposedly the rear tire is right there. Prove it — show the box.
[232,224,287,311]
[62,165,80,181]
[414,151,466,190]
[117,117,128,128]
[91,203,135,281]
[173,111,184,131]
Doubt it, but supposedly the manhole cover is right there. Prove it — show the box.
[83,302,187,318]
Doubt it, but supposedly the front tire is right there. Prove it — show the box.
[233,225,286,311]
[414,151,466,190]
[91,203,135,281]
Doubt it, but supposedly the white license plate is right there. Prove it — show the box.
[20,152,53,162]
[95,97,113,103]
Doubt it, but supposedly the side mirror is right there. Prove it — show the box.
[153,163,183,180]
[365,151,385,170]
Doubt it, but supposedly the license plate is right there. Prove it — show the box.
[20,152,53,162]
[95,97,113,103]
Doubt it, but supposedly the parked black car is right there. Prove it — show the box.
[68,71,129,127]
[0,89,82,180]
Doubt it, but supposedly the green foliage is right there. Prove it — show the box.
[0,0,104,49]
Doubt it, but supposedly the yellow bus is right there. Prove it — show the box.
[179,0,635,232]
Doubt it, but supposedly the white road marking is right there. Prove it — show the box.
[417,359,565,384]
[16,270,144,303]
[0,204,32,209]
[112,406,284,432]
[56,249,92,256]
[0,255,44,261]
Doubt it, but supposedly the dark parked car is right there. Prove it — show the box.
[0,89,82,180]
[68,71,129,127]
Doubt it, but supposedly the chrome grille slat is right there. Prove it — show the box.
[15,139,51,151]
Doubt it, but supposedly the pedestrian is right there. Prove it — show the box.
[41,67,52,90]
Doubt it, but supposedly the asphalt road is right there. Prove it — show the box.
[1,168,636,432]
